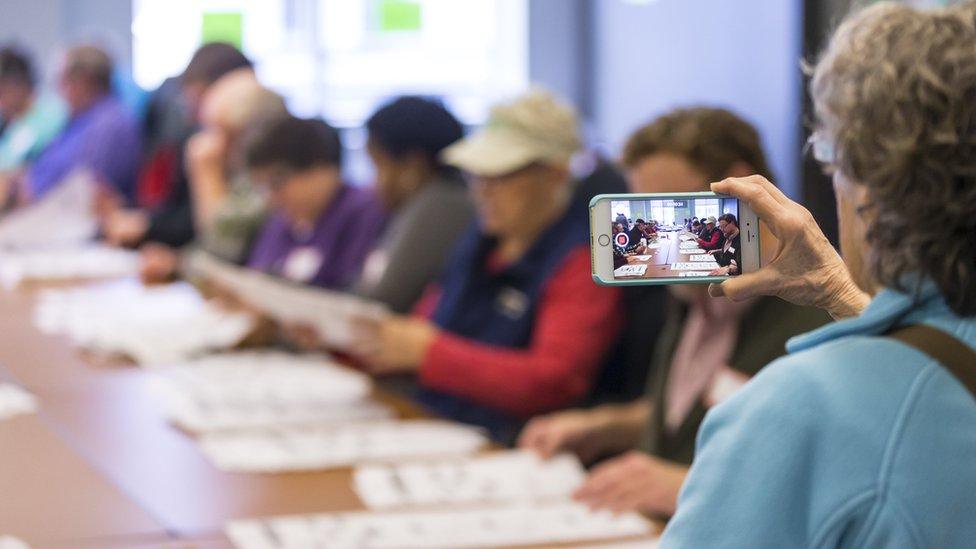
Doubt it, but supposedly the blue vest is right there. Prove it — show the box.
[420,207,589,442]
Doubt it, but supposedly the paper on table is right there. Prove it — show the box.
[187,251,388,352]
[679,241,700,249]
[0,171,97,250]
[149,351,392,432]
[679,248,706,255]
[0,245,138,289]
[226,501,652,549]
[0,384,38,421]
[0,536,30,549]
[354,450,586,509]
[614,264,647,277]
[679,271,711,277]
[688,254,716,262]
[629,255,652,261]
[671,262,720,271]
[679,234,696,241]
[644,242,664,250]
[199,420,488,472]
[33,279,254,365]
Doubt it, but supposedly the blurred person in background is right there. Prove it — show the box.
[352,89,623,444]
[21,44,140,203]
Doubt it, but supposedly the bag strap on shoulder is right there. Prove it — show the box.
[885,324,976,402]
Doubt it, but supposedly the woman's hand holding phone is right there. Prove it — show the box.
[707,176,870,319]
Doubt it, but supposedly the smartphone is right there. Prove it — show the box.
[590,192,760,285]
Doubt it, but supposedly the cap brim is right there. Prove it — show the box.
[442,129,544,178]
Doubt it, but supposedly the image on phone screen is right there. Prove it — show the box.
[608,197,743,280]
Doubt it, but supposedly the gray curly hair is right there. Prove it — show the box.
[811,1,976,316]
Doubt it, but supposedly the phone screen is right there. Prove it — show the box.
[608,197,744,280]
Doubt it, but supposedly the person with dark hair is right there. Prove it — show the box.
[708,213,741,276]
[243,115,385,290]
[102,43,256,251]
[353,96,474,313]
[695,215,723,251]
[690,219,702,236]
[23,44,141,202]
[0,46,65,205]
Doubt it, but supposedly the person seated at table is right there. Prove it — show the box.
[663,4,976,545]
[628,218,648,247]
[709,213,741,276]
[643,220,659,240]
[101,43,253,250]
[352,96,474,314]
[244,114,385,290]
[695,216,723,250]
[612,222,631,269]
[20,44,140,204]
[352,89,623,443]
[0,46,65,206]
[690,219,702,236]
[518,106,829,518]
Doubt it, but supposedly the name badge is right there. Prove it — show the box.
[495,287,529,319]
[282,246,324,283]
[728,246,736,253]
[704,365,750,408]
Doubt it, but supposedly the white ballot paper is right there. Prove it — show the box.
[226,501,652,549]
[643,242,664,250]
[188,251,388,352]
[200,420,488,473]
[671,262,720,271]
[0,171,98,250]
[679,233,696,241]
[613,264,647,277]
[0,384,38,421]
[0,245,138,289]
[150,351,391,433]
[33,279,254,364]
[678,241,700,249]
[679,271,711,278]
[354,450,586,509]
[0,536,30,549]
[679,248,707,255]
[688,254,717,262]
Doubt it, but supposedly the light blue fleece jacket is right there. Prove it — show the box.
[661,281,976,548]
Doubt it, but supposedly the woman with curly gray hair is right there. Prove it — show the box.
[661,2,976,547]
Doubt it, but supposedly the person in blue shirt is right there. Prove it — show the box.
[662,3,976,547]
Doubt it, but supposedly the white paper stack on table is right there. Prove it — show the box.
[0,384,38,421]
[679,248,707,254]
[0,245,139,289]
[227,501,652,549]
[150,351,392,433]
[199,420,488,473]
[679,241,700,249]
[0,172,98,250]
[671,262,720,271]
[354,450,586,509]
[33,279,254,365]
[614,264,647,277]
[187,251,387,352]
[688,254,716,262]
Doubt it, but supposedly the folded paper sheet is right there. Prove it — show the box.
[0,384,38,421]
[200,420,488,473]
[33,280,254,364]
[226,501,651,549]
[0,172,97,250]
[0,245,138,289]
[0,536,30,549]
[188,251,387,352]
[150,351,391,432]
[354,450,586,509]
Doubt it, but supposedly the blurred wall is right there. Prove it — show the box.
[589,0,804,199]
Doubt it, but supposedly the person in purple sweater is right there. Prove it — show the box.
[243,115,385,290]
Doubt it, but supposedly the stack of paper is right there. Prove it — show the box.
[150,352,391,433]
[0,384,38,421]
[0,245,138,289]
[226,501,652,549]
[670,262,720,271]
[354,450,586,509]
[614,264,648,277]
[688,254,716,262]
[188,251,387,352]
[0,172,97,250]
[33,280,254,364]
[679,241,700,249]
[199,420,488,472]
[678,272,711,278]
[679,248,707,254]
[0,536,30,549]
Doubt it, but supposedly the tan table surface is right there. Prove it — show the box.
[616,231,718,279]
[0,280,659,548]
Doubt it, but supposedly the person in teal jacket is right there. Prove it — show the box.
[662,2,976,547]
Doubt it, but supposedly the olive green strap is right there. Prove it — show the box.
[886,324,976,402]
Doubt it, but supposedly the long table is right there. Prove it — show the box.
[614,231,718,279]
[0,280,660,548]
